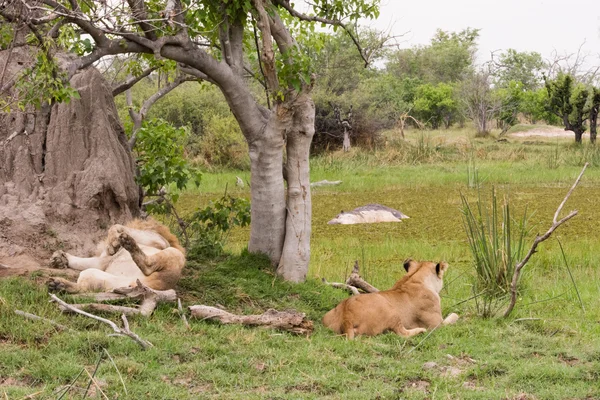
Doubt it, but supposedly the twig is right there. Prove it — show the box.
[50,294,153,349]
[503,163,588,317]
[103,349,128,396]
[14,310,72,331]
[58,303,142,316]
[509,318,544,326]
[321,278,360,296]
[177,298,190,329]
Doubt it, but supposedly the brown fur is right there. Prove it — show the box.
[126,219,185,255]
[48,218,186,293]
[322,259,458,339]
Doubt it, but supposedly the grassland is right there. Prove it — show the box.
[2,127,600,399]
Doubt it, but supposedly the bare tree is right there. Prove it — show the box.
[459,70,501,136]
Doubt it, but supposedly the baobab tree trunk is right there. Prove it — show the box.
[277,94,315,282]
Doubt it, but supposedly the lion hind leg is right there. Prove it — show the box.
[50,250,112,271]
[393,324,427,338]
[76,269,136,292]
[341,321,356,340]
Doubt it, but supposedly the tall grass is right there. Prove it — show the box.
[460,187,531,317]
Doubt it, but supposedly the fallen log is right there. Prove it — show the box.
[189,306,314,335]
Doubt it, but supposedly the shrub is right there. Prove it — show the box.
[460,188,531,317]
[185,193,251,259]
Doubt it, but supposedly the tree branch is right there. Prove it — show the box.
[273,0,370,66]
[50,294,153,349]
[503,163,588,317]
[126,0,158,41]
[112,66,157,96]
[251,0,278,94]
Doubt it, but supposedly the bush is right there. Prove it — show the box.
[185,193,251,259]
[460,188,531,317]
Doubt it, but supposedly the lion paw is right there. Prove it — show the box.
[47,277,73,293]
[106,225,126,255]
[49,250,68,269]
[117,232,138,253]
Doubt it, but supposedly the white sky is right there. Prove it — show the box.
[370,0,600,69]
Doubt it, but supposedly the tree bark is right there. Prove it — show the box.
[247,106,287,264]
[590,94,599,144]
[277,93,314,282]
[189,305,314,335]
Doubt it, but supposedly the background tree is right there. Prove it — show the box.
[545,73,590,143]
[386,28,479,84]
[413,82,457,129]
[3,0,380,282]
[459,70,501,136]
[491,49,545,91]
[589,87,600,143]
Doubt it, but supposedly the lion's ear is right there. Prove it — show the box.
[403,258,417,272]
[436,262,449,277]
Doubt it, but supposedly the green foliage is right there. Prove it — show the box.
[461,188,531,317]
[494,80,524,130]
[135,118,201,207]
[492,49,545,91]
[545,73,590,138]
[185,193,251,258]
[413,82,457,129]
[4,41,80,112]
[387,28,479,84]
[521,87,560,124]
[0,23,14,50]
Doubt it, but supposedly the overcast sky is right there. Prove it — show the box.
[369,0,600,69]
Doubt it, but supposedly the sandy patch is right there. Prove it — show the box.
[510,127,574,138]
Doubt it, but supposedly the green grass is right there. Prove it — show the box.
[2,127,600,399]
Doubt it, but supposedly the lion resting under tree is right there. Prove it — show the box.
[48,219,185,293]
[323,259,458,339]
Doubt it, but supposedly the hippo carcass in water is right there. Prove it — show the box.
[327,204,410,225]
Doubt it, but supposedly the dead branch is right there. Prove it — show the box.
[189,306,313,335]
[346,261,379,293]
[14,309,72,331]
[503,163,588,317]
[50,294,153,349]
[321,279,360,296]
[67,280,177,317]
[57,303,142,316]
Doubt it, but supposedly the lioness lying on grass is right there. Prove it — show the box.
[47,219,185,293]
[323,259,458,339]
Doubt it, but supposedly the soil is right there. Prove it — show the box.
[510,126,573,138]
[0,45,139,278]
